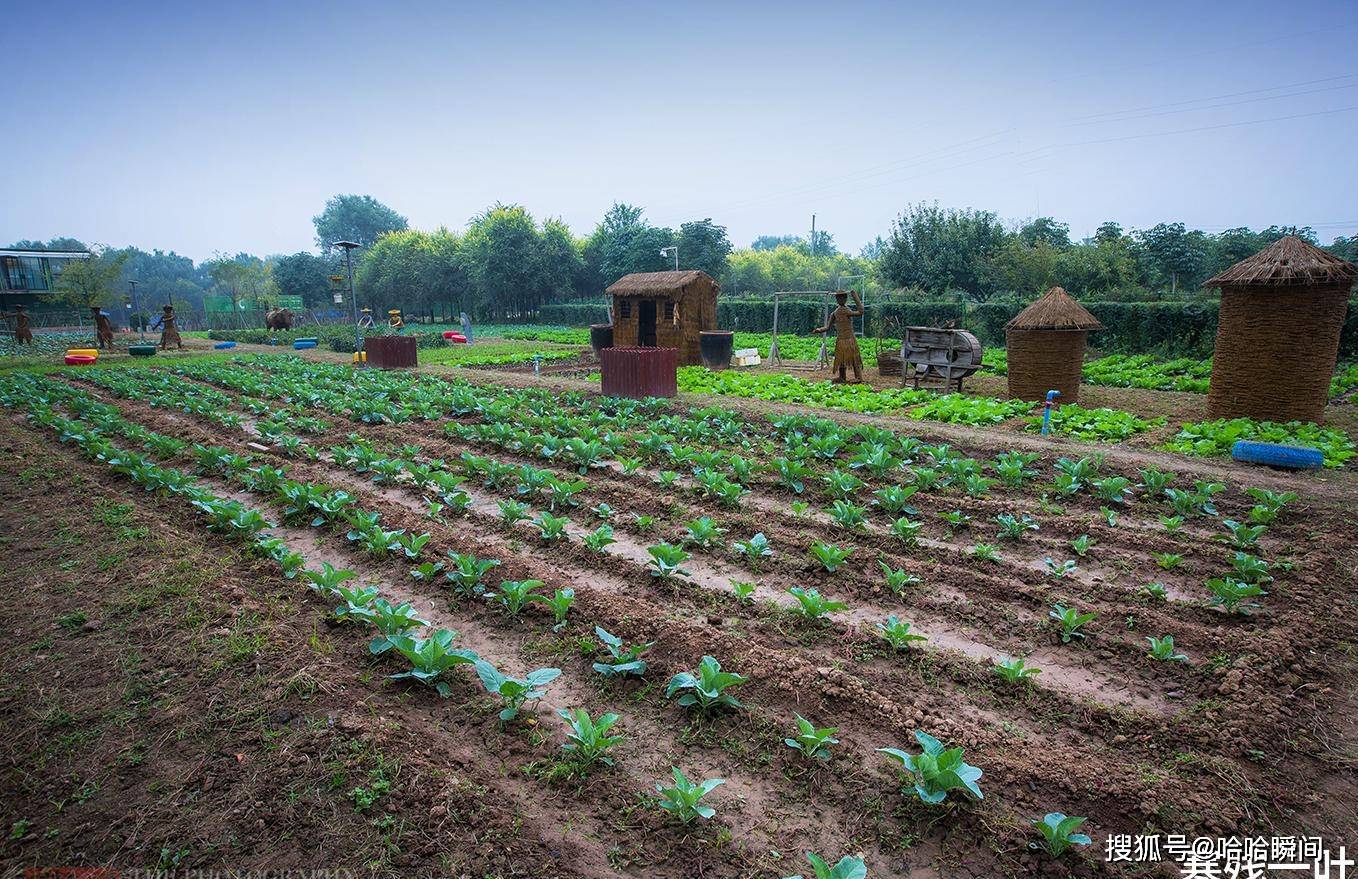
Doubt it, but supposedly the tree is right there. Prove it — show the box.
[50,247,128,309]
[9,237,88,251]
[535,218,584,306]
[676,219,732,281]
[878,203,1009,297]
[312,194,408,250]
[271,252,335,309]
[1134,223,1208,292]
[1018,217,1071,249]
[750,230,836,257]
[1093,222,1124,245]
[585,203,675,286]
[461,204,544,320]
[751,234,801,251]
[205,253,272,308]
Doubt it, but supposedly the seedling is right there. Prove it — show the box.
[878,730,983,804]
[498,499,530,526]
[941,510,972,532]
[1043,558,1076,578]
[828,500,868,530]
[1143,582,1169,602]
[731,533,772,569]
[995,513,1039,540]
[1069,534,1094,557]
[879,560,922,594]
[647,543,692,581]
[1033,812,1092,857]
[665,655,746,712]
[389,629,477,696]
[1230,552,1271,584]
[888,517,923,544]
[994,656,1040,683]
[1153,552,1183,571]
[536,587,574,631]
[731,580,757,604]
[333,584,380,622]
[877,616,927,650]
[1091,476,1132,505]
[784,714,839,761]
[473,659,561,721]
[486,578,543,615]
[445,552,500,596]
[809,541,852,573]
[654,767,723,824]
[368,599,429,654]
[532,512,569,542]
[584,524,617,552]
[1206,577,1267,614]
[592,626,653,677]
[302,562,356,597]
[559,708,624,769]
[783,852,867,879]
[1221,519,1266,550]
[632,513,657,532]
[1049,604,1095,643]
[789,586,847,620]
[1138,468,1174,495]
[683,516,726,548]
[970,543,1000,562]
[1099,506,1119,527]
[873,484,920,516]
[1160,515,1185,534]
[1146,635,1187,662]
[410,561,445,582]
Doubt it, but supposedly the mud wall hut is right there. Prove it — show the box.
[1204,236,1356,423]
[606,270,719,367]
[1005,286,1103,403]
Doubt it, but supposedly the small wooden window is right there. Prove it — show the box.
[664,301,676,320]
[619,299,632,318]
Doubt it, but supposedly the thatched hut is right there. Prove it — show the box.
[1203,236,1356,423]
[1005,286,1103,403]
[606,270,719,367]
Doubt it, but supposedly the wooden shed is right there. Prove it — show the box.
[606,270,719,367]
[1005,286,1104,403]
[1203,236,1356,423]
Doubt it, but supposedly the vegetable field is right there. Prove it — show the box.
[1,351,1355,878]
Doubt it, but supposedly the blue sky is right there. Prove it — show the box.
[6,0,1358,260]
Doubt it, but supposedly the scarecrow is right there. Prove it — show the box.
[813,290,865,384]
[387,308,405,331]
[91,306,115,349]
[0,304,33,344]
[151,304,182,350]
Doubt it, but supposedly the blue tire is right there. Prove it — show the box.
[293,340,317,350]
[1231,440,1324,470]
[213,341,236,349]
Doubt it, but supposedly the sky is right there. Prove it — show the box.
[6,0,1358,261]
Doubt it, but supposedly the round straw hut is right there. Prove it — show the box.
[1005,286,1104,403]
[1203,236,1356,423]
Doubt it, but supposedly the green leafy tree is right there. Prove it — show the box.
[677,218,732,281]
[313,194,408,249]
[51,247,128,308]
[878,202,1008,297]
[270,252,334,309]
[461,203,543,320]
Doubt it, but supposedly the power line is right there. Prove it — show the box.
[1058,72,1358,125]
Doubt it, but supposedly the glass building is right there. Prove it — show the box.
[0,248,91,306]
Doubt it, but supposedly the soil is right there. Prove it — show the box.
[2,351,1356,879]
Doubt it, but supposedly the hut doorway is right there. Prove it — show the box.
[638,299,657,347]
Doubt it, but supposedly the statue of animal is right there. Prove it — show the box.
[264,308,295,330]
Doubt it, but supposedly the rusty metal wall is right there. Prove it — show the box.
[599,346,678,398]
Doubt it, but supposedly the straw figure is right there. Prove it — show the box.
[91,306,115,350]
[1,305,33,344]
[1203,236,1356,423]
[152,305,182,350]
[814,290,865,384]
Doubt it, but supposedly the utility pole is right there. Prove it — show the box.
[128,280,142,340]
[333,241,362,364]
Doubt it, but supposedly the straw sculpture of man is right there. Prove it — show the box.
[814,290,865,384]
[91,306,115,349]
[151,304,182,350]
[1,305,33,345]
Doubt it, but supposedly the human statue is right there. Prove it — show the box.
[814,290,864,384]
[388,308,405,332]
[1,305,33,345]
[151,304,182,350]
[460,311,474,344]
[91,306,115,350]
[357,308,375,330]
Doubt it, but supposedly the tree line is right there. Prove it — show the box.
[13,194,1358,322]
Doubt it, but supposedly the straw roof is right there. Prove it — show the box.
[1202,236,1357,288]
[606,270,715,298]
[1006,286,1104,331]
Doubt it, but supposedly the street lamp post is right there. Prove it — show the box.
[659,246,678,271]
[128,280,142,341]
[332,241,362,364]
